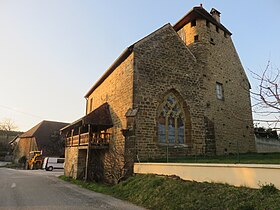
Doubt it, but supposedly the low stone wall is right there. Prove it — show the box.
[255,137,280,153]
[134,163,280,189]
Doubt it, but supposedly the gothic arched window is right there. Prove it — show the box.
[158,93,185,144]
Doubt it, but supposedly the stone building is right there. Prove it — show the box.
[61,5,256,182]
[13,120,68,163]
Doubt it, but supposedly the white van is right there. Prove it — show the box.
[42,157,64,171]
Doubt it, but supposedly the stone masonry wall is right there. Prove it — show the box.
[178,18,256,155]
[14,137,38,163]
[86,53,134,179]
[87,53,134,144]
[64,146,79,178]
[133,24,206,160]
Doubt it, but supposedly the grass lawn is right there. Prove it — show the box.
[150,152,280,164]
[60,174,280,210]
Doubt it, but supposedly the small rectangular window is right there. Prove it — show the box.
[194,35,199,42]
[216,82,224,100]
[224,32,228,38]
[206,20,210,28]
[191,19,196,27]
[216,26,219,33]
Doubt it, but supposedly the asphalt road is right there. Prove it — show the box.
[0,168,145,210]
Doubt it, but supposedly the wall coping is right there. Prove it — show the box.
[136,162,280,169]
[134,162,280,189]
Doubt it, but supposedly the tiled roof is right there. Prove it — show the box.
[20,120,69,151]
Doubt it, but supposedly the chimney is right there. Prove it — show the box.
[210,8,221,23]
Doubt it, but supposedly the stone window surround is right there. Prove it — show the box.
[216,82,224,100]
[194,35,199,42]
[156,90,192,146]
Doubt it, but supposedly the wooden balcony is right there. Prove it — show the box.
[65,132,111,149]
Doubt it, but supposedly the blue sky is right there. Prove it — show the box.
[0,0,279,131]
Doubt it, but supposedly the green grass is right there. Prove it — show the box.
[150,152,280,164]
[60,174,280,210]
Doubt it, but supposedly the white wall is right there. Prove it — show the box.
[255,137,280,153]
[134,163,280,189]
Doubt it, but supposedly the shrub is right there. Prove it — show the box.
[260,183,278,194]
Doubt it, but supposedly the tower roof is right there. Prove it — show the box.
[173,6,232,35]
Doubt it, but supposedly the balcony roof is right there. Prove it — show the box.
[61,103,113,133]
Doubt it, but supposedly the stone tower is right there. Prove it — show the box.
[174,5,256,155]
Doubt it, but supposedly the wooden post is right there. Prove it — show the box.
[85,124,91,181]
[78,127,81,146]
[71,129,74,146]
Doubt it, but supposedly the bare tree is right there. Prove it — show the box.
[0,118,18,159]
[0,118,18,140]
[0,118,17,132]
[104,142,131,184]
[249,61,280,129]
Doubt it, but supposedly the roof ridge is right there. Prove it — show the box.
[20,120,69,138]
[41,120,69,124]
[133,23,171,47]
[84,23,172,98]
[20,121,44,138]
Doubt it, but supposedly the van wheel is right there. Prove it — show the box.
[47,166,53,171]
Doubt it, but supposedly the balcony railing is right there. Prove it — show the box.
[80,133,89,145]
[65,132,111,148]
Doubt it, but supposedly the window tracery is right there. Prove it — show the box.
[158,93,185,144]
